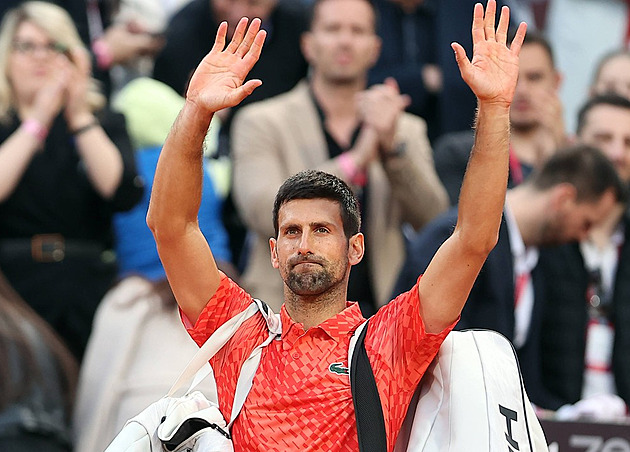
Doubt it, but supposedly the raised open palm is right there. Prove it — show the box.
[452,1,527,107]
[186,17,266,113]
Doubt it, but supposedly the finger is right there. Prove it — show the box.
[471,3,485,47]
[211,21,228,53]
[70,47,91,75]
[226,17,249,54]
[483,0,497,41]
[52,54,72,78]
[384,77,400,93]
[451,42,472,78]
[401,94,412,109]
[495,6,510,45]
[243,29,267,68]
[236,17,261,58]
[509,22,527,56]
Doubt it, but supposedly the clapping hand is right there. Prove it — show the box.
[356,78,410,153]
[186,17,266,114]
[452,0,527,107]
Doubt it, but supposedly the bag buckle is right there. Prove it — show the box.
[31,234,65,262]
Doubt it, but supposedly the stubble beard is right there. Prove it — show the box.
[286,266,336,296]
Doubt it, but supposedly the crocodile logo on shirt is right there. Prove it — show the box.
[329,362,349,375]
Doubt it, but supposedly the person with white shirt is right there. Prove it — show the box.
[393,144,626,403]
[536,94,630,419]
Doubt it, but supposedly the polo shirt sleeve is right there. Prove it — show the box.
[181,272,255,347]
[365,275,457,448]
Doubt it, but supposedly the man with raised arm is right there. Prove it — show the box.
[147,3,526,450]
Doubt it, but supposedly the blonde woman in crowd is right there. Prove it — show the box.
[0,2,142,360]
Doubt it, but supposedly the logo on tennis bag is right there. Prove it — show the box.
[394,330,549,452]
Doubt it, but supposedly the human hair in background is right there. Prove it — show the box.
[306,0,380,31]
[527,144,628,204]
[0,270,78,450]
[577,93,630,135]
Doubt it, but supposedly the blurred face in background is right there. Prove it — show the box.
[210,0,277,38]
[579,104,630,183]
[540,188,617,246]
[301,0,381,86]
[8,20,65,104]
[591,53,630,101]
[510,42,560,131]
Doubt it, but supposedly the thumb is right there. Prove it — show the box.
[231,79,263,105]
[384,77,400,93]
[451,42,472,78]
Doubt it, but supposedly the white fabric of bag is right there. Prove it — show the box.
[394,330,549,452]
[104,299,281,452]
[347,319,368,370]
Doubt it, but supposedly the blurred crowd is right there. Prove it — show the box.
[0,0,629,450]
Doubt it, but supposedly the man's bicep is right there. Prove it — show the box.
[417,232,486,334]
[157,226,222,324]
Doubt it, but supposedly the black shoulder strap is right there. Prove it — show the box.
[350,320,387,452]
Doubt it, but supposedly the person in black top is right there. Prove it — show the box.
[0,2,143,360]
[153,0,308,136]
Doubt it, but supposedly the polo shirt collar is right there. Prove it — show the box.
[280,302,366,345]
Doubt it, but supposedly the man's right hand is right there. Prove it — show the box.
[186,17,266,115]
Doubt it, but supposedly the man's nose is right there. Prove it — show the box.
[297,232,313,255]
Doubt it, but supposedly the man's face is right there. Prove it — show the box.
[210,0,276,38]
[510,42,560,130]
[301,0,381,85]
[578,104,630,183]
[539,189,617,246]
[270,198,363,297]
[591,54,630,100]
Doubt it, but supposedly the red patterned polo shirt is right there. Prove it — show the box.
[183,273,454,451]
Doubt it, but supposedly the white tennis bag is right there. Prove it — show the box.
[395,330,549,452]
[104,299,280,452]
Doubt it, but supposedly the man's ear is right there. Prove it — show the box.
[270,237,279,269]
[348,233,365,266]
[553,70,563,91]
[368,35,382,68]
[550,182,578,210]
[300,32,314,65]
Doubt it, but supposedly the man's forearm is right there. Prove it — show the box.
[456,102,510,251]
[147,101,213,234]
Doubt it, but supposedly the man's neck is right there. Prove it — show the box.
[310,75,366,119]
[283,285,348,330]
[310,75,366,148]
[505,188,544,247]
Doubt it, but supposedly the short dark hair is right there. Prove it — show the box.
[272,170,361,238]
[527,144,628,204]
[576,93,630,135]
[306,0,379,32]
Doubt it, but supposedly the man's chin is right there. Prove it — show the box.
[286,272,331,296]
